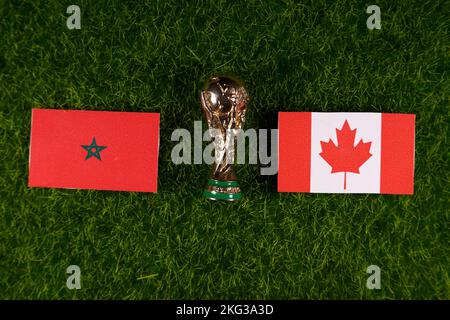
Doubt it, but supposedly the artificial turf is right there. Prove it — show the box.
[0,0,448,299]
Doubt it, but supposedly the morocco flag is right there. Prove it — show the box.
[278,112,415,194]
[28,109,160,192]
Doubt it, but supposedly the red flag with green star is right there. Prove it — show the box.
[28,109,160,192]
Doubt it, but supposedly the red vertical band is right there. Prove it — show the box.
[380,113,415,194]
[278,112,311,192]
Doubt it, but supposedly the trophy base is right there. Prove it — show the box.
[203,179,242,201]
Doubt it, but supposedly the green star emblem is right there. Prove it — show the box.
[81,137,107,160]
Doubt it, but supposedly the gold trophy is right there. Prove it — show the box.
[201,76,249,201]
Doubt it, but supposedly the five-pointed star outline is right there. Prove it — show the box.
[81,137,107,160]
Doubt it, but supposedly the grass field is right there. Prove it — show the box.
[0,0,449,299]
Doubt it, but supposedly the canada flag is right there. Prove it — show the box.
[278,112,415,194]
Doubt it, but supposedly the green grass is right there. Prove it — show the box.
[0,0,449,299]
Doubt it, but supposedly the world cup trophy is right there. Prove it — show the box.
[200,76,249,201]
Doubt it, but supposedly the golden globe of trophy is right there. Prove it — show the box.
[200,75,249,201]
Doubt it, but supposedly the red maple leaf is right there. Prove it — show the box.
[319,120,372,190]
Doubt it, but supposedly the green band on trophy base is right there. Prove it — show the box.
[207,179,239,188]
[203,190,242,201]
